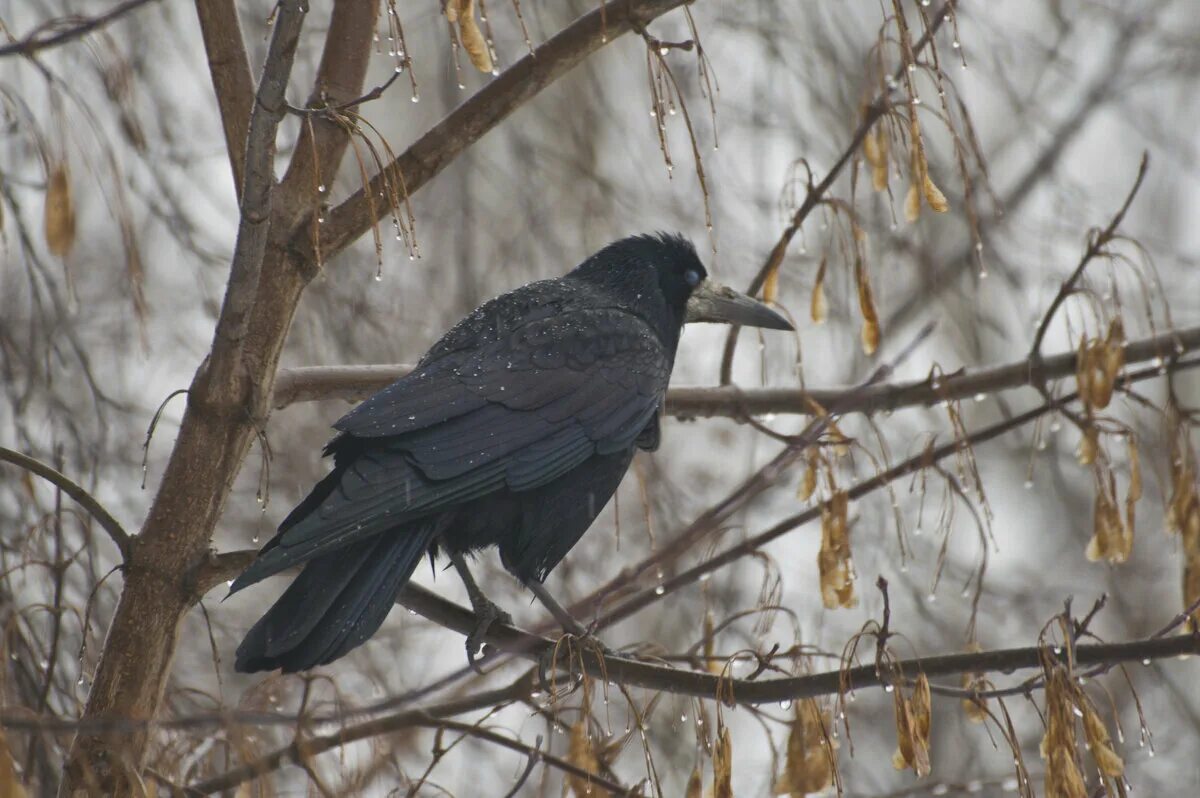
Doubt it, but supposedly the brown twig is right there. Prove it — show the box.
[0,0,160,58]
[0,446,131,559]
[1028,152,1150,366]
[194,0,255,196]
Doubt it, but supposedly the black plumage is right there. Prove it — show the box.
[232,233,791,673]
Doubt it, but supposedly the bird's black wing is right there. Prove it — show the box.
[231,308,668,591]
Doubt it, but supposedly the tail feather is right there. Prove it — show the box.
[235,524,435,673]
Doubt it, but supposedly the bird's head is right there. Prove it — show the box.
[573,233,793,343]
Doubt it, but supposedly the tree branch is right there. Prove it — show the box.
[194,0,255,196]
[276,0,380,218]
[398,583,1200,704]
[0,447,131,559]
[271,324,1200,417]
[202,0,307,395]
[186,704,631,796]
[0,0,160,59]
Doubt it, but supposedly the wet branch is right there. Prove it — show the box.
[271,324,1200,417]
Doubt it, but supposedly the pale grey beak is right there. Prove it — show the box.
[684,280,793,331]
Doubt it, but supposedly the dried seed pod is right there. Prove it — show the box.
[855,263,880,356]
[810,258,828,324]
[890,674,931,777]
[44,163,76,257]
[445,0,493,73]
[1076,426,1099,466]
[922,173,949,213]
[903,182,921,222]
[801,451,820,501]
[1086,480,1129,564]
[1127,438,1142,503]
[685,765,703,798]
[713,725,733,798]
[1041,669,1087,798]
[818,492,856,609]
[1047,746,1088,798]
[775,699,835,796]
[565,719,601,798]
[1081,703,1124,777]
[797,459,818,502]
[864,127,890,192]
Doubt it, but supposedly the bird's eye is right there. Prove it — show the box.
[684,269,701,287]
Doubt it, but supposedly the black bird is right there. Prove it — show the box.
[232,233,791,673]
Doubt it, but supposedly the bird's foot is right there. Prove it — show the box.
[464,599,512,673]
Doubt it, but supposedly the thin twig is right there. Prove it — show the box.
[1028,152,1150,365]
[0,0,160,59]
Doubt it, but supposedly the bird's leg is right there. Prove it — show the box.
[523,579,614,657]
[447,550,511,670]
[523,579,587,636]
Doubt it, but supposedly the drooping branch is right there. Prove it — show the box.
[0,0,160,59]
[0,447,131,559]
[276,0,380,222]
[271,324,1200,417]
[884,18,1140,335]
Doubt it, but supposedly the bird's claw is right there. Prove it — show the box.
[464,600,512,673]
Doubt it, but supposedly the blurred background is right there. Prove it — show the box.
[2,0,1199,794]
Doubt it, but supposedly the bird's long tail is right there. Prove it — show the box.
[234,523,435,673]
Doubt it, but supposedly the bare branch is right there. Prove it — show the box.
[590,355,1200,633]
[276,0,380,219]
[271,324,1200,416]
[395,584,1200,707]
[203,0,307,393]
[0,446,131,559]
[194,0,255,196]
[0,0,160,59]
